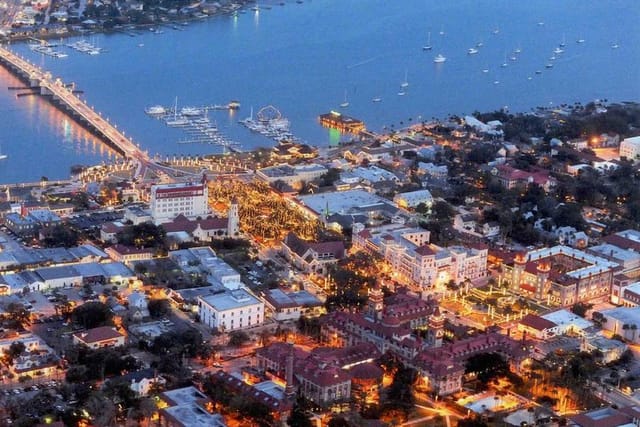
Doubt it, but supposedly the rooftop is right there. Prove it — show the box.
[297,189,398,217]
[198,288,262,312]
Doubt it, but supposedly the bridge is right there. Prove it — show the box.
[0,44,151,171]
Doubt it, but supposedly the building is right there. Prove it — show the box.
[198,288,264,332]
[100,221,125,243]
[262,288,324,321]
[0,333,59,379]
[569,405,640,427]
[124,206,152,225]
[158,386,226,427]
[412,332,532,396]
[4,212,37,237]
[580,335,628,364]
[72,326,126,349]
[352,223,487,288]
[169,246,242,290]
[296,189,402,223]
[518,314,558,340]
[110,368,166,396]
[256,341,382,408]
[555,226,589,248]
[281,232,345,276]
[318,111,365,134]
[619,135,640,160]
[500,246,618,306]
[162,213,235,244]
[105,244,154,265]
[150,177,209,224]
[256,163,328,187]
[493,165,556,192]
[393,189,433,209]
[417,162,448,179]
[597,307,640,344]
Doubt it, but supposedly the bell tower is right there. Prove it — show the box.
[427,307,445,348]
[227,197,240,237]
[366,285,384,322]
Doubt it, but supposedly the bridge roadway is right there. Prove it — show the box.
[0,45,154,172]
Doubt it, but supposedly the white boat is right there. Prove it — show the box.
[509,55,517,61]
[553,47,564,54]
[468,48,479,55]
[549,55,556,61]
[145,105,166,115]
[611,43,620,49]
[166,118,189,126]
[482,68,489,73]
[514,46,522,54]
[400,70,409,88]
[423,31,432,51]
[493,80,500,85]
[476,41,484,47]
[181,107,202,116]
[339,90,349,108]
[545,63,554,69]
[397,90,406,96]
[439,25,445,36]
[492,26,499,35]
[372,97,382,103]
[0,145,7,160]
[576,38,585,44]
[535,70,542,74]
[537,21,545,26]
[433,54,446,63]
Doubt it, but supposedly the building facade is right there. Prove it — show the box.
[150,178,209,224]
[198,288,264,332]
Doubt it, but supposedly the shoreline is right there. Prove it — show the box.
[0,0,256,44]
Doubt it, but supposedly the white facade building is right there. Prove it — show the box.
[150,179,209,224]
[352,223,487,288]
[393,189,433,209]
[620,136,640,160]
[198,288,264,332]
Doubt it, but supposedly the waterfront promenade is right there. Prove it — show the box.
[0,44,151,174]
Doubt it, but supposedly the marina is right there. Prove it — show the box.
[239,105,302,143]
[145,100,242,153]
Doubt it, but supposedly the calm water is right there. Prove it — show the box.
[0,0,639,183]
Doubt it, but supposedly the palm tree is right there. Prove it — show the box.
[631,324,638,342]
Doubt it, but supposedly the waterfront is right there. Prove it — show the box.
[0,0,639,183]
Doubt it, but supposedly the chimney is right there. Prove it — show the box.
[284,343,295,399]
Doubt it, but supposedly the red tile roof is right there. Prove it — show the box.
[520,314,557,331]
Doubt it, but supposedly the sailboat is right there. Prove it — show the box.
[400,70,409,88]
[339,90,349,108]
[0,144,7,160]
[372,96,382,103]
[166,97,189,126]
[559,34,566,48]
[433,54,446,63]
[422,32,432,51]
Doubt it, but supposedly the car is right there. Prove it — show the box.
[12,389,21,394]
[212,363,223,368]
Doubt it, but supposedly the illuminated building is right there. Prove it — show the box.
[352,223,487,288]
[318,111,365,134]
[281,232,345,276]
[158,386,225,427]
[501,246,617,306]
[72,326,126,349]
[150,176,209,224]
[620,135,640,160]
[197,288,264,332]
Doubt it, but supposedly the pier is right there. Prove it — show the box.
[0,44,156,177]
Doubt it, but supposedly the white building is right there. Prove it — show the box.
[393,189,433,209]
[620,136,640,160]
[352,223,487,288]
[150,178,209,224]
[256,163,328,187]
[198,288,264,332]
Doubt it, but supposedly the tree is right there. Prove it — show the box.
[385,366,417,415]
[228,330,250,347]
[3,341,25,365]
[570,302,593,318]
[465,352,509,386]
[288,395,313,427]
[42,224,80,248]
[117,222,166,249]
[5,302,31,327]
[148,298,171,318]
[71,301,114,329]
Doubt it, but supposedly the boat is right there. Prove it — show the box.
[339,90,349,108]
[482,68,489,73]
[527,76,533,80]
[549,55,556,61]
[500,53,508,68]
[138,43,144,47]
[422,32,432,51]
[145,105,166,115]
[372,97,382,103]
[493,80,500,85]
[0,145,7,160]
[535,70,542,74]
[537,21,545,26]
[476,41,484,47]
[492,26,499,35]
[553,47,564,54]
[509,55,517,61]
[400,70,409,88]
[468,48,479,55]
[545,63,554,69]
[611,43,620,49]
[514,46,522,54]
[181,107,203,116]
[433,54,446,63]
[439,25,445,36]
[576,38,585,44]
[397,90,406,96]
[559,34,566,48]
